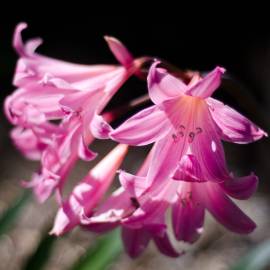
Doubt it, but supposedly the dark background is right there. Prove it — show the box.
[0,17,269,269]
[1,17,269,186]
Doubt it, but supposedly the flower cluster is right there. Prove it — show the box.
[5,23,267,258]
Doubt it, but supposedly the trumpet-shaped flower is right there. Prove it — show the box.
[51,144,128,236]
[79,154,183,258]
[119,167,258,242]
[5,23,148,202]
[110,61,267,187]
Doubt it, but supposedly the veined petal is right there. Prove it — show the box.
[51,145,128,235]
[148,61,186,104]
[186,67,225,98]
[123,179,178,228]
[119,171,148,198]
[172,182,204,243]
[81,187,133,225]
[104,36,134,67]
[208,98,267,143]
[110,105,171,146]
[221,173,258,200]
[13,23,118,87]
[201,182,256,234]
[172,154,205,182]
[119,150,152,197]
[189,98,231,183]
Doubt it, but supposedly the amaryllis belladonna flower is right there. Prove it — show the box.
[79,152,183,257]
[110,61,267,185]
[4,23,149,202]
[106,61,267,238]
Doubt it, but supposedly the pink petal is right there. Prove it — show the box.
[189,103,231,183]
[146,130,188,187]
[186,67,225,98]
[147,61,186,104]
[13,22,42,57]
[221,173,258,200]
[122,227,151,258]
[81,187,133,225]
[78,135,97,161]
[90,114,113,139]
[110,105,171,146]
[123,179,178,228]
[119,150,152,197]
[119,171,148,198]
[208,98,267,143]
[51,145,128,235]
[104,36,134,67]
[153,232,183,257]
[172,154,205,182]
[201,183,256,234]
[172,184,205,243]
[10,127,47,160]
[12,24,118,87]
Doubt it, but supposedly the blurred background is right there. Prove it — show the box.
[0,16,269,269]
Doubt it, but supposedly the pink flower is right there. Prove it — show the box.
[5,23,148,202]
[79,154,183,257]
[105,61,267,242]
[110,61,267,187]
[119,166,258,242]
[50,144,128,236]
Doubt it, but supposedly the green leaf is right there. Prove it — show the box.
[23,234,57,270]
[231,239,270,270]
[0,190,31,235]
[71,229,123,270]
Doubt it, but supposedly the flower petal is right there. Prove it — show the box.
[208,98,267,143]
[221,173,258,200]
[51,145,128,235]
[104,36,134,67]
[172,184,204,243]
[147,61,186,104]
[13,22,42,57]
[122,227,151,258]
[186,67,225,98]
[189,101,231,183]
[201,183,256,234]
[81,187,133,225]
[110,105,171,146]
[119,171,148,198]
[172,154,205,182]
[90,114,113,139]
[153,232,183,257]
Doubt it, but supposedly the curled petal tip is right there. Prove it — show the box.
[216,66,226,74]
[104,35,133,67]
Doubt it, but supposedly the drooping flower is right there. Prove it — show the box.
[110,61,267,188]
[50,144,128,236]
[118,163,258,242]
[103,60,267,242]
[5,23,149,202]
[79,153,183,258]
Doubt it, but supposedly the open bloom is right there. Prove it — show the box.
[51,144,128,236]
[79,153,183,258]
[110,61,267,187]
[118,162,258,242]
[5,23,148,202]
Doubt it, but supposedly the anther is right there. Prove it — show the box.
[188,132,195,143]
